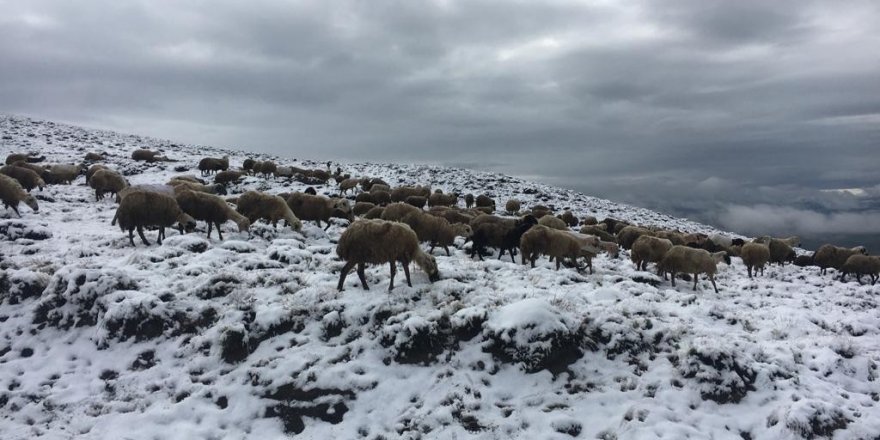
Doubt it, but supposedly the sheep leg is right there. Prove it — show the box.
[710,275,718,293]
[128,228,136,246]
[323,221,332,231]
[498,248,505,260]
[157,227,164,245]
[508,248,516,263]
[337,261,356,291]
[444,245,451,257]
[670,271,676,287]
[402,260,412,287]
[355,262,369,290]
[388,262,397,291]
[555,257,561,270]
[11,205,21,217]
[216,223,224,240]
[747,266,752,278]
[136,226,150,246]
[207,222,213,239]
[692,273,699,291]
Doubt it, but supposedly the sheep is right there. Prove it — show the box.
[391,185,431,202]
[10,161,48,179]
[273,166,296,179]
[405,195,427,209]
[538,215,568,230]
[286,193,353,230]
[631,235,673,272]
[5,153,45,164]
[469,214,538,262]
[428,207,474,225]
[767,238,796,266]
[371,190,392,206]
[599,218,627,233]
[0,165,45,192]
[370,183,391,194]
[599,241,620,259]
[519,225,601,271]
[44,164,84,185]
[839,255,880,285]
[470,206,494,215]
[530,205,552,219]
[654,230,687,246]
[353,202,376,216]
[400,211,472,256]
[428,192,458,208]
[304,187,318,196]
[86,164,108,184]
[338,178,360,195]
[116,184,176,203]
[381,202,423,222]
[814,244,869,275]
[111,190,196,246]
[581,215,598,226]
[242,158,256,175]
[708,233,734,248]
[658,245,729,293]
[336,219,440,291]
[475,194,495,210]
[84,152,105,162]
[505,199,521,215]
[464,194,475,209]
[363,206,385,219]
[169,180,228,196]
[560,210,578,227]
[617,225,655,250]
[89,169,128,201]
[0,174,39,216]
[561,231,604,273]
[131,149,166,162]
[755,235,801,248]
[235,191,302,231]
[360,178,389,192]
[356,192,375,204]
[214,170,245,185]
[579,225,617,243]
[168,175,207,184]
[198,156,229,176]
[305,168,330,183]
[793,254,815,267]
[740,242,771,278]
[176,189,251,240]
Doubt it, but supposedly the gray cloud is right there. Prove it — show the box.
[2,0,880,244]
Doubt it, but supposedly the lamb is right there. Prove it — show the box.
[658,245,729,293]
[740,242,771,278]
[839,255,880,285]
[464,194,475,209]
[0,165,45,192]
[214,170,245,185]
[0,174,39,216]
[338,178,361,195]
[400,211,472,256]
[336,219,440,291]
[111,190,196,246]
[617,225,655,250]
[86,164,108,184]
[44,164,84,185]
[631,235,673,272]
[391,185,431,202]
[405,195,427,209]
[176,189,251,240]
[286,193,354,230]
[475,194,495,210]
[505,199,521,214]
[198,156,229,176]
[538,215,568,230]
[767,238,796,266]
[353,202,376,216]
[579,225,617,243]
[428,192,458,208]
[381,202,423,222]
[235,191,302,231]
[89,169,128,201]
[469,214,538,262]
[519,225,601,270]
[560,210,578,227]
[814,244,868,275]
[131,149,166,162]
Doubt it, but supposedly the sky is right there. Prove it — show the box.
[2,0,879,249]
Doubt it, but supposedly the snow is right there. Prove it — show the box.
[1,114,879,439]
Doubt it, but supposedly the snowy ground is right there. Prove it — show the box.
[1,115,878,439]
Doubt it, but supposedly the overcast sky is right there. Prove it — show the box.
[2,0,880,247]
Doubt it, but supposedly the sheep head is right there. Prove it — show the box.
[213,184,228,196]
[236,218,251,233]
[23,195,39,212]
[176,213,197,233]
[415,252,440,283]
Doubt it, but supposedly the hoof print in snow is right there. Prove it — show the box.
[220,326,249,364]
[0,269,49,304]
[0,220,52,241]
[484,299,589,374]
[33,267,137,329]
[194,274,241,299]
[679,340,757,404]
[264,385,355,434]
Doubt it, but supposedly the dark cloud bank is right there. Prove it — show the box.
[2,0,879,250]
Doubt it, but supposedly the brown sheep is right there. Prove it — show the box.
[215,170,245,185]
[538,215,568,230]
[658,246,729,293]
[176,190,251,240]
[0,174,39,216]
[371,190,392,206]
[814,244,868,275]
[370,183,391,194]
[354,202,377,216]
[740,242,770,278]
[464,194,475,209]
[560,210,578,227]
[86,164,108,184]
[131,149,165,162]
[363,206,385,219]
[44,164,84,185]
[581,215,598,226]
[631,235,673,272]
[401,211,472,256]
[356,192,376,204]
[112,190,196,246]
[618,225,655,250]
[475,194,495,210]
[428,192,458,208]
[286,193,353,230]
[519,225,601,270]
[11,161,49,180]
[767,238,796,266]
[336,219,440,291]
[198,156,229,176]
[381,202,423,222]
[428,206,474,225]
[505,199,521,214]
[469,214,538,262]
[84,152,105,162]
[360,177,389,192]
[5,153,45,164]
[840,255,880,285]
[243,158,256,174]
[0,165,45,192]
[339,178,361,195]
[89,169,128,201]
[235,191,302,231]
[169,180,227,196]
[391,185,431,203]
[579,225,617,243]
[405,195,427,209]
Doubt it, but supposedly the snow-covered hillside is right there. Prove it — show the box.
[1,115,878,439]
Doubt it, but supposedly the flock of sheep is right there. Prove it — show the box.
[2,150,879,294]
